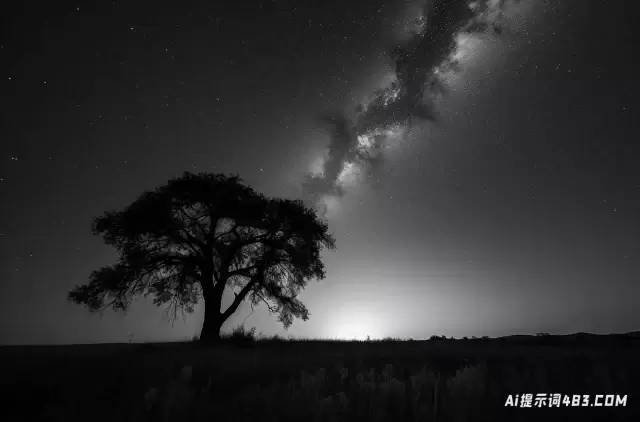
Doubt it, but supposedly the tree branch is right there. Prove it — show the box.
[214,221,236,242]
[221,271,264,321]
[176,208,208,256]
[227,263,262,279]
[253,291,277,312]
[143,252,202,270]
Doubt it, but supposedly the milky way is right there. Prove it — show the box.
[302,0,531,217]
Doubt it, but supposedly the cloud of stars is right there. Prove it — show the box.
[302,0,528,217]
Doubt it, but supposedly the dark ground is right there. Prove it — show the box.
[1,333,638,421]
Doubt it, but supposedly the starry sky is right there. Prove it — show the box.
[1,0,638,345]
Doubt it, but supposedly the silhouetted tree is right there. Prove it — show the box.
[68,172,336,343]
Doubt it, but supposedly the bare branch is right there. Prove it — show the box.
[253,290,277,313]
[221,269,265,321]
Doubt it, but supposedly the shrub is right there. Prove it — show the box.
[223,324,257,347]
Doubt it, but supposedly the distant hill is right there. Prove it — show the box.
[496,331,640,347]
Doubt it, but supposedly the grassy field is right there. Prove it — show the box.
[1,332,638,421]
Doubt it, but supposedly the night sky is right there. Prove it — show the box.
[1,0,639,345]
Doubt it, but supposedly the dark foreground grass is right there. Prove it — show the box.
[1,335,638,422]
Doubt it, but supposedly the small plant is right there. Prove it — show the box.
[223,324,257,347]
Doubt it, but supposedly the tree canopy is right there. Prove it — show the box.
[68,172,336,342]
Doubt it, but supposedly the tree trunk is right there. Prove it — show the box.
[199,296,223,344]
